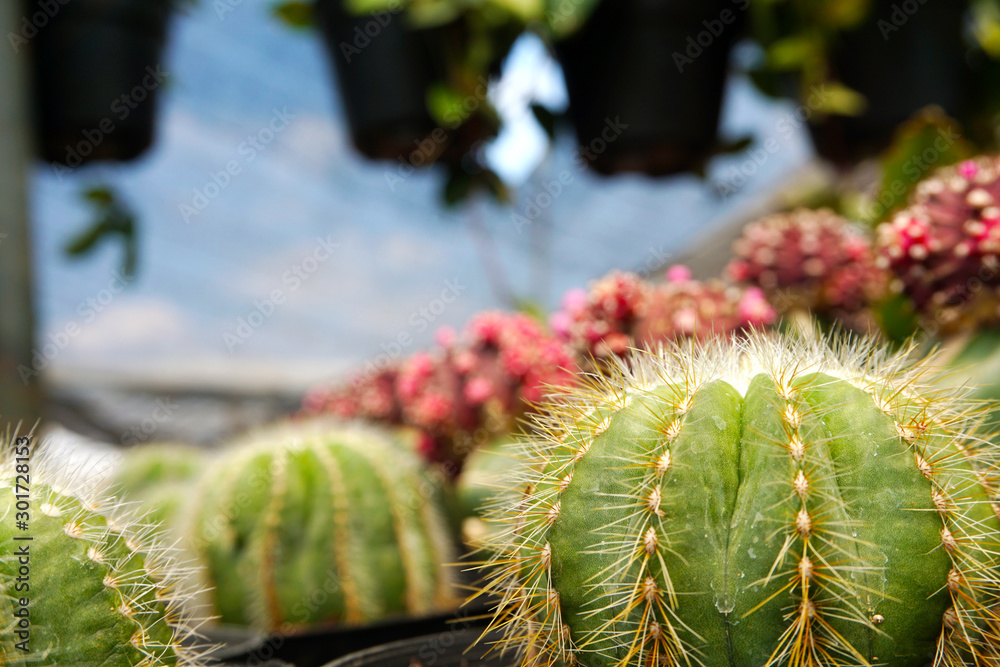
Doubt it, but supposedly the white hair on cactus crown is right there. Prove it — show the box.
[1,424,218,666]
[528,329,976,437]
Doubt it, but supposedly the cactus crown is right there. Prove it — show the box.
[477,332,1000,667]
[1,431,211,667]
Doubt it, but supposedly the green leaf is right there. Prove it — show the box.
[530,103,557,140]
[488,0,543,23]
[545,0,600,38]
[765,35,819,70]
[443,170,474,206]
[973,0,1000,58]
[862,109,972,225]
[407,0,462,27]
[511,297,547,323]
[810,81,867,116]
[272,0,314,29]
[479,168,510,204]
[819,0,871,29]
[873,293,921,346]
[427,83,468,127]
[65,221,110,256]
[344,0,405,15]
[83,186,114,206]
[65,184,139,280]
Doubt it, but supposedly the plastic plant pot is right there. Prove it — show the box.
[555,0,742,176]
[322,628,508,667]
[314,0,447,162]
[809,0,970,164]
[211,603,492,667]
[30,0,175,166]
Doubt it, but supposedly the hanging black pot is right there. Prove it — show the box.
[555,0,743,176]
[315,0,449,162]
[29,0,175,167]
[323,628,509,667]
[809,0,971,164]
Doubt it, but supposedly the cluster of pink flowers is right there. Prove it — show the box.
[302,311,576,473]
[877,157,1000,333]
[727,208,887,332]
[551,267,776,363]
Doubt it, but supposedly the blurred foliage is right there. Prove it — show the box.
[974,0,1000,57]
[340,0,599,35]
[273,0,537,206]
[748,0,871,115]
[64,186,138,280]
[848,110,974,226]
[272,0,314,28]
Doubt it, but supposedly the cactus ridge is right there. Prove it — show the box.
[1,428,213,667]
[476,333,1000,667]
[191,420,459,631]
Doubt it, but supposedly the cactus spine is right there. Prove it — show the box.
[190,420,459,631]
[478,332,1000,667]
[1,433,210,667]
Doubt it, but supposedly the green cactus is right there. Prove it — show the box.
[190,419,460,632]
[478,332,1000,667]
[457,438,518,551]
[1,434,211,667]
[112,443,206,529]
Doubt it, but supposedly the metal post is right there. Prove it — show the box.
[0,0,42,425]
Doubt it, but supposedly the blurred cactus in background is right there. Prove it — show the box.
[111,442,206,529]
[728,208,887,332]
[877,156,1000,335]
[551,269,776,364]
[303,312,576,473]
[188,420,459,632]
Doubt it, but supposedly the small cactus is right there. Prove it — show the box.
[876,156,1000,334]
[112,443,206,529]
[553,270,776,363]
[189,420,460,632]
[477,332,1000,667]
[1,433,210,667]
[456,438,517,551]
[728,208,886,332]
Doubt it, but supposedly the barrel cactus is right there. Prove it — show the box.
[112,443,206,529]
[189,420,460,632]
[478,332,1000,667]
[1,436,211,667]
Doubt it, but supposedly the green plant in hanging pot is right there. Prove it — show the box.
[474,331,1000,667]
[185,419,461,633]
[29,0,181,167]
[749,0,974,164]
[551,0,745,176]
[1,431,214,667]
[280,0,528,203]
